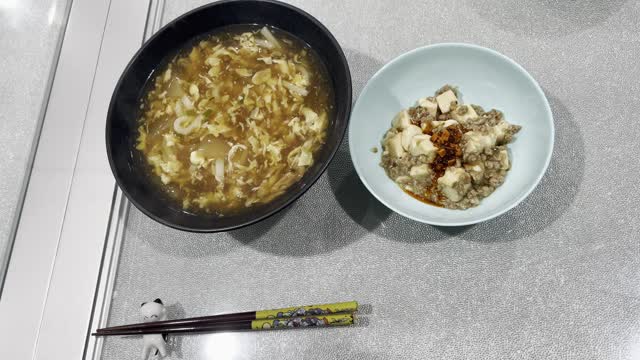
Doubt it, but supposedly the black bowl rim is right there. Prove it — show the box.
[106,0,352,233]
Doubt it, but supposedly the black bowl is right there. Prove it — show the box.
[106,0,352,232]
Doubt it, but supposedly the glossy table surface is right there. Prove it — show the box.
[100,0,640,359]
[0,0,70,288]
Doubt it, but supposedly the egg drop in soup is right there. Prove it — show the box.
[135,25,334,215]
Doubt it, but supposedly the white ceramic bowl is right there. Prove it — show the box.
[349,43,554,226]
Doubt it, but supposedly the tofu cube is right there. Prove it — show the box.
[450,104,478,124]
[497,149,510,170]
[464,161,485,183]
[492,121,512,144]
[408,135,438,162]
[392,110,412,130]
[436,90,458,113]
[463,131,497,154]
[401,125,423,150]
[417,97,438,117]
[409,164,431,178]
[386,133,406,158]
[437,167,471,202]
[431,119,459,129]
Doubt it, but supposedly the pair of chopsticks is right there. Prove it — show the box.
[93,301,358,336]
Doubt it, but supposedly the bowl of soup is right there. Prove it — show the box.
[106,0,352,232]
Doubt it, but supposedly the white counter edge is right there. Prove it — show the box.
[0,0,149,358]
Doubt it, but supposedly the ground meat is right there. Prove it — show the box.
[455,104,468,116]
[381,151,436,201]
[500,124,522,144]
[381,153,428,181]
[407,106,435,128]
[380,85,521,210]
[441,146,509,209]
[435,84,458,96]
[471,104,485,115]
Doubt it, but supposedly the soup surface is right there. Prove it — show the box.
[136,25,333,215]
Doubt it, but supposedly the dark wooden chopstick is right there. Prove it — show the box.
[95,301,358,335]
[92,314,354,336]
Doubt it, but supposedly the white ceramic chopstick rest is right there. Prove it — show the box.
[140,299,168,359]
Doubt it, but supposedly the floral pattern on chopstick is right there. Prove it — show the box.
[252,314,354,330]
[256,301,358,319]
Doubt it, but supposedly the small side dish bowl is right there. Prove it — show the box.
[349,43,553,226]
[106,0,351,232]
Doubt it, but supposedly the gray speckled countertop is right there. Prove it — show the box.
[100,0,640,359]
[0,0,70,282]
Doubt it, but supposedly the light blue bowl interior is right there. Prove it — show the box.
[348,43,554,226]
